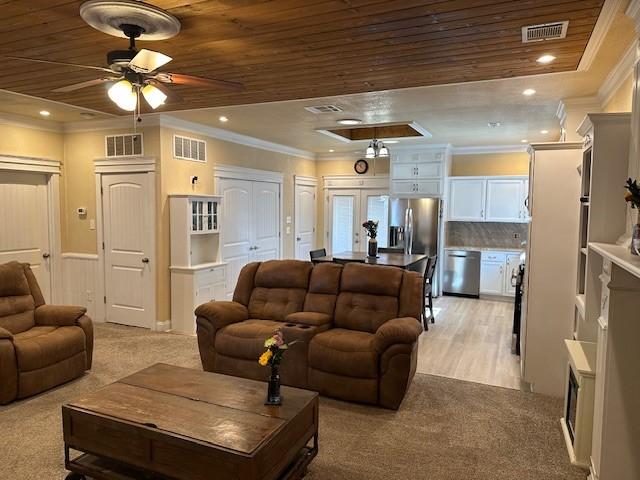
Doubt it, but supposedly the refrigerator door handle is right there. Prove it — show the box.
[404,208,413,254]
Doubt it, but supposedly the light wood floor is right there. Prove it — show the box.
[417,295,524,390]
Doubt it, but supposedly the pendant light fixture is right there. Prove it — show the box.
[365,139,390,159]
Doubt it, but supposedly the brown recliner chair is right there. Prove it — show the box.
[0,261,94,404]
[196,260,423,409]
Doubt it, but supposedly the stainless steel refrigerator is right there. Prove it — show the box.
[388,197,440,257]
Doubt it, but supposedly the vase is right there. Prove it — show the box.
[368,238,378,257]
[265,365,282,405]
[632,210,640,256]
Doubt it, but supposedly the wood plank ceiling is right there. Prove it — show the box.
[0,0,605,115]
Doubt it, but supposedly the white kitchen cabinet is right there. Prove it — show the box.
[448,178,486,221]
[478,251,520,297]
[485,179,524,222]
[389,146,451,197]
[391,179,442,196]
[480,260,504,295]
[504,253,521,295]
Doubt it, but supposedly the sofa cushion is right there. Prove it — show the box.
[303,263,342,316]
[334,292,399,333]
[340,263,403,296]
[233,262,260,306]
[215,319,286,361]
[14,326,86,372]
[0,261,30,297]
[254,260,312,289]
[248,287,306,321]
[308,328,378,378]
[0,295,36,334]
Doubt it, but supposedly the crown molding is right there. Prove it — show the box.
[451,145,528,155]
[63,115,160,133]
[527,142,583,153]
[626,0,640,33]
[578,0,627,71]
[159,115,315,160]
[0,111,63,133]
[598,41,637,107]
[214,164,284,183]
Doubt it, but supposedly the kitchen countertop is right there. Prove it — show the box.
[445,246,525,253]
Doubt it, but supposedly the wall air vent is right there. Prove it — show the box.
[174,134,206,162]
[304,104,344,114]
[522,21,568,43]
[105,133,143,157]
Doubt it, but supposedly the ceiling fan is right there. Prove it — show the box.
[2,0,244,112]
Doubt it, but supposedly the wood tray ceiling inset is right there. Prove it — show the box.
[325,123,427,141]
[0,0,605,115]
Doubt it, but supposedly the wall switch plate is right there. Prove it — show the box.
[286,216,292,224]
[286,226,291,234]
[89,219,96,230]
[77,207,87,216]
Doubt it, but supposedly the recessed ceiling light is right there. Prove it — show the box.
[384,140,399,144]
[521,139,528,143]
[540,129,549,134]
[537,54,556,64]
[336,119,362,126]
[522,89,536,96]
[329,149,334,152]
[488,122,501,128]
[39,110,50,116]
[219,115,228,122]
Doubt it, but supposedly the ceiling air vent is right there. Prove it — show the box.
[174,134,206,162]
[105,133,143,157]
[304,104,343,114]
[521,21,568,43]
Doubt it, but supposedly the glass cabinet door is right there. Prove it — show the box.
[191,200,198,231]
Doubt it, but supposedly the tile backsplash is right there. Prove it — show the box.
[446,222,528,249]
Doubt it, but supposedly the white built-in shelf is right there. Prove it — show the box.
[564,339,596,377]
[581,248,588,255]
[589,242,640,280]
[169,261,227,273]
[575,294,586,318]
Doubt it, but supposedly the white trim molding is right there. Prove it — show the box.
[626,0,640,33]
[294,175,318,187]
[0,154,61,174]
[451,145,528,155]
[322,174,389,189]
[0,111,64,134]
[578,0,628,71]
[598,41,638,107]
[94,156,156,173]
[213,164,284,184]
[527,141,583,154]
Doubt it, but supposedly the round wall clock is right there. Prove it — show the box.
[354,159,369,175]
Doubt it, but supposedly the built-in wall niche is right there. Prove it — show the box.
[170,195,222,267]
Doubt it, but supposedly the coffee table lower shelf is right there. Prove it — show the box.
[65,441,318,480]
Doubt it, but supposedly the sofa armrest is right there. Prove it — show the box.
[374,317,423,353]
[35,305,87,326]
[285,311,332,327]
[195,301,249,330]
[0,326,13,341]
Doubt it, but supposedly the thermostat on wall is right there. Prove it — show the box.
[77,207,87,216]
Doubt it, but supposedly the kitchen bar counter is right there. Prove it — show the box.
[445,246,525,253]
[313,251,428,269]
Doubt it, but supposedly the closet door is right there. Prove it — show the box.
[251,181,280,262]
[328,190,360,254]
[218,178,252,299]
[360,190,389,250]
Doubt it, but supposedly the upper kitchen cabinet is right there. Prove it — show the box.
[448,176,528,223]
[448,178,486,221]
[390,145,452,197]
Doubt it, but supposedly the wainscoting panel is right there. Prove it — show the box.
[61,253,99,321]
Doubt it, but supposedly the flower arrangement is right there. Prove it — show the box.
[362,219,379,239]
[624,178,640,209]
[258,329,297,367]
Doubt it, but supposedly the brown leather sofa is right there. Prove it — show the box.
[196,260,423,409]
[0,261,93,404]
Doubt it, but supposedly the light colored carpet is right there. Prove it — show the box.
[0,323,585,480]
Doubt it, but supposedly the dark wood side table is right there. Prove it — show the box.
[62,363,318,480]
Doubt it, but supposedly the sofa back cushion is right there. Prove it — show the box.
[248,260,312,321]
[334,263,403,333]
[0,261,36,334]
[303,263,342,316]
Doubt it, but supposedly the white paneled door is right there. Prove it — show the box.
[101,173,154,328]
[294,183,316,260]
[0,171,51,301]
[328,189,389,253]
[219,178,281,298]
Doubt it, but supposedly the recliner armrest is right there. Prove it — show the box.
[285,311,332,327]
[35,305,87,326]
[0,326,13,340]
[373,317,423,353]
[195,301,249,330]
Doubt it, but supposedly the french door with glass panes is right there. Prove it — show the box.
[327,189,389,254]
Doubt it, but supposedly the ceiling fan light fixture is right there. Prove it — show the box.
[378,143,389,157]
[365,142,375,159]
[108,79,137,111]
[141,83,167,109]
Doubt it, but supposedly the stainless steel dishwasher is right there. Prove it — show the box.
[443,250,481,297]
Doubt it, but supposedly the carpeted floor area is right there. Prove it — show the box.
[0,323,586,480]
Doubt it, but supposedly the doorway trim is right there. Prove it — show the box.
[94,156,156,325]
[294,175,318,260]
[213,164,284,259]
[0,154,62,302]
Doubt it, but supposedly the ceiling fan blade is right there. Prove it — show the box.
[52,77,118,93]
[162,72,245,92]
[129,49,172,74]
[2,55,112,73]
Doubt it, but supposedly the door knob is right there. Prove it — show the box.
[296,237,301,241]
[142,257,149,263]
[42,253,50,259]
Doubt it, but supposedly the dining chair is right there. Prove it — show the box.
[309,248,327,263]
[423,255,438,328]
[377,247,401,253]
[333,258,365,265]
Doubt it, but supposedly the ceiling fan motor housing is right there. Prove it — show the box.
[107,49,136,68]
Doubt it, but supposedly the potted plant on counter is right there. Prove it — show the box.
[362,219,379,257]
[625,178,640,255]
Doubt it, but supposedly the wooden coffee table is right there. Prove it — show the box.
[62,363,319,480]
